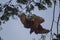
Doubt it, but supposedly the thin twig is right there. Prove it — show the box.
[57,13,60,34]
[50,0,56,40]
[57,0,60,34]
[18,0,32,14]
[54,21,60,26]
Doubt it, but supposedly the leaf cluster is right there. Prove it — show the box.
[0,0,53,25]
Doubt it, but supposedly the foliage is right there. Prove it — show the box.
[0,4,2,12]
[0,0,53,25]
[52,33,60,40]
[0,37,2,40]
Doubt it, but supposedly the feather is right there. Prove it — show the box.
[19,13,33,28]
[33,15,45,29]
[30,25,50,34]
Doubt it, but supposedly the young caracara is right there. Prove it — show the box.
[19,13,50,34]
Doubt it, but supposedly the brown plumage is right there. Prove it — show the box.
[35,25,50,34]
[30,24,50,34]
[19,13,49,34]
[38,26,50,34]
[33,15,45,32]
[19,13,33,28]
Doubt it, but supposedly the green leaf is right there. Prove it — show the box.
[43,0,52,7]
[17,0,28,4]
[12,8,18,15]
[35,3,46,10]
[1,16,9,21]
[4,5,18,15]
[30,4,34,11]
[26,4,34,13]
[0,37,3,40]
[26,7,30,13]
[0,4,2,12]
[0,21,1,25]
[56,34,60,38]
[52,38,58,40]
[0,7,2,12]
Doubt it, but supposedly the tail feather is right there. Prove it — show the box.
[30,25,50,34]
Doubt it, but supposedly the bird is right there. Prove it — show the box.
[19,13,50,34]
